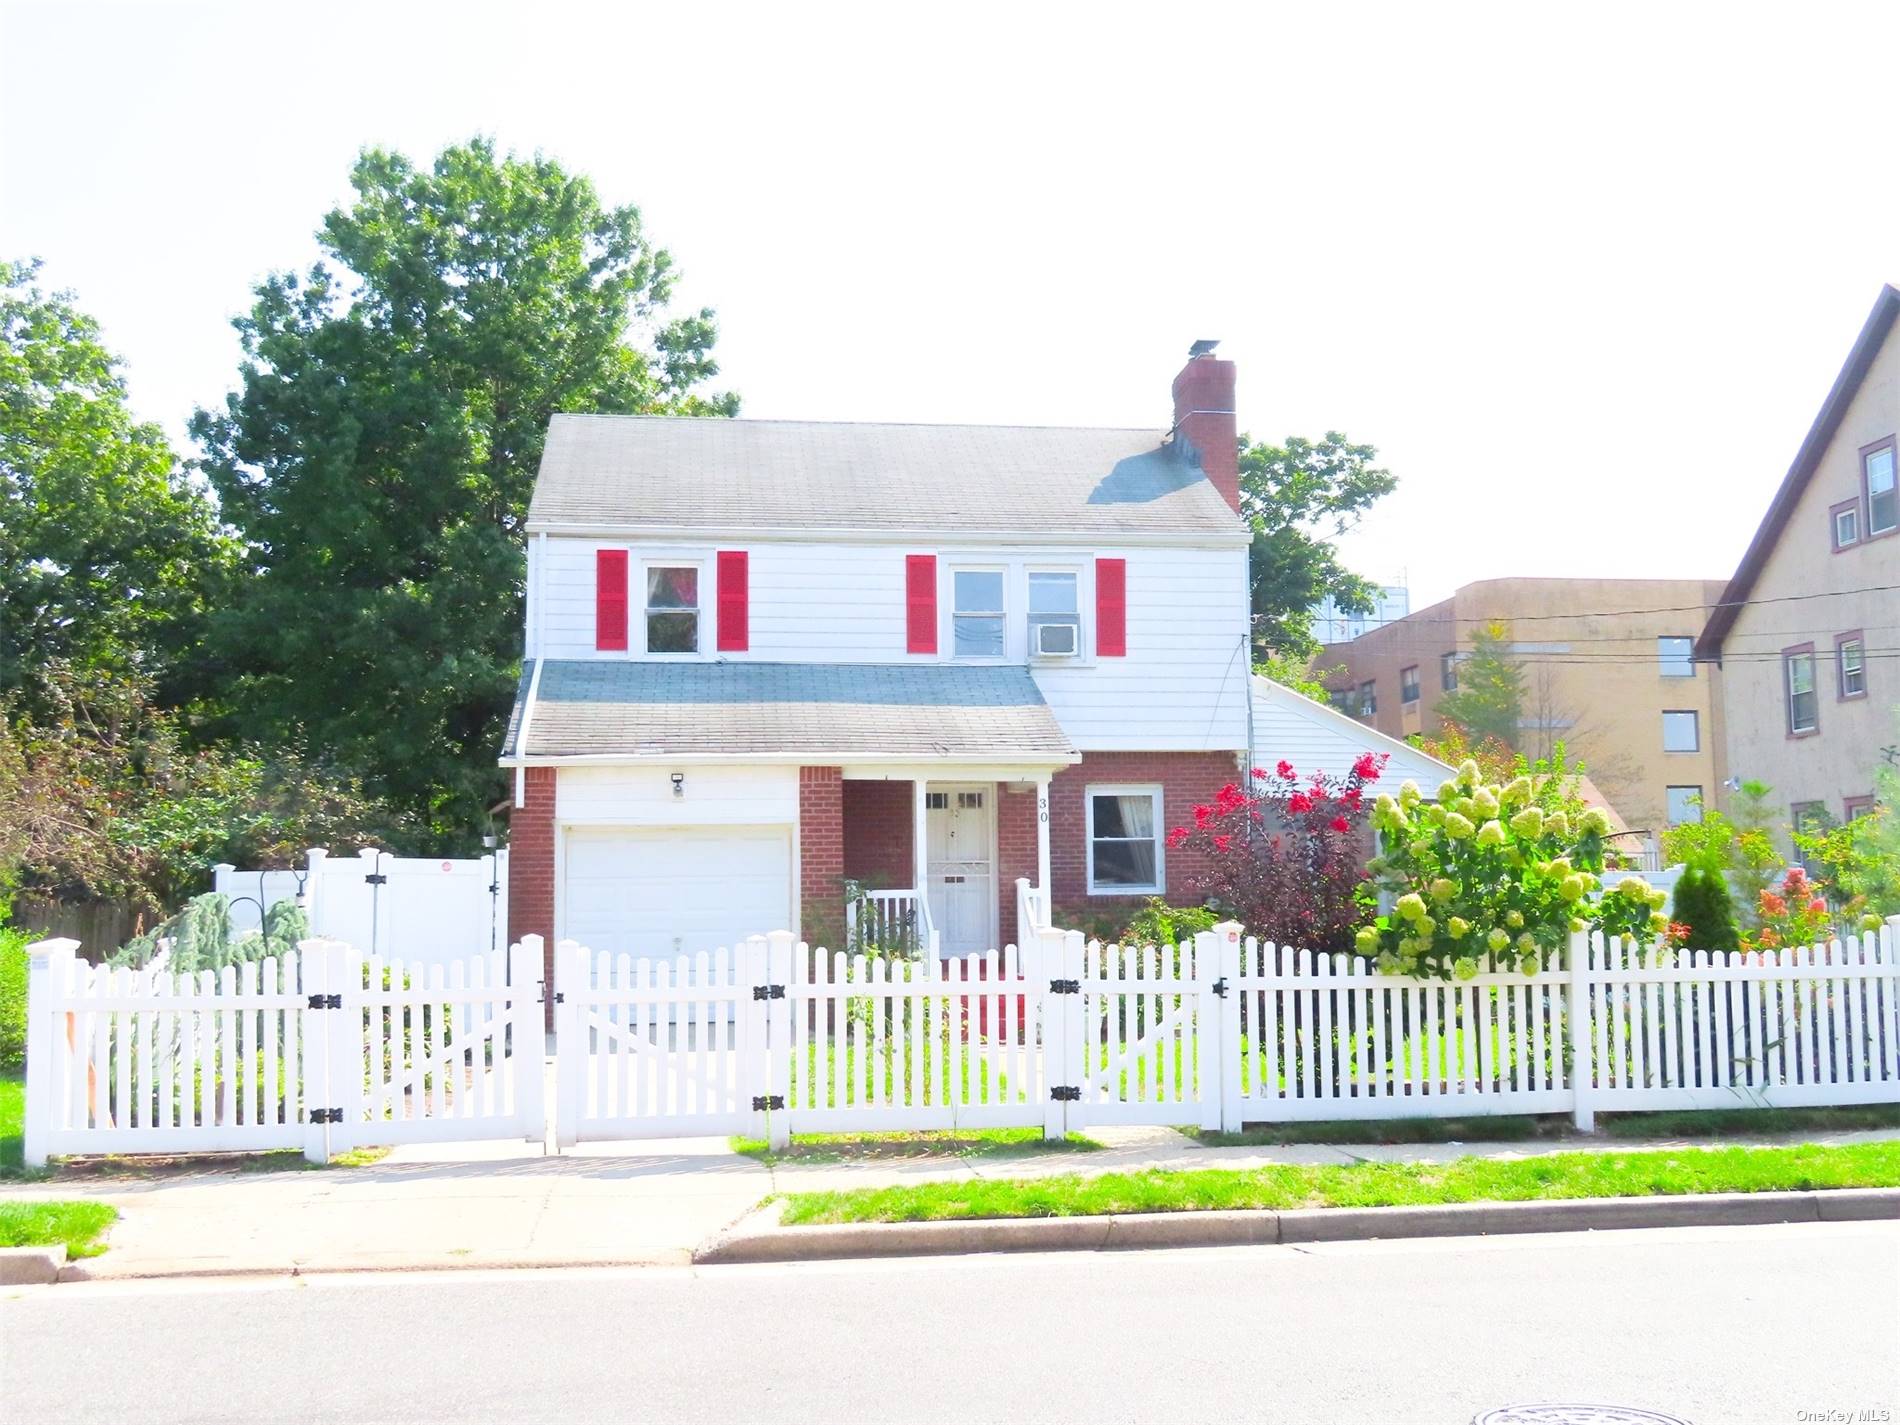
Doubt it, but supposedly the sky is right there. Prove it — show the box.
[4,0,1898,609]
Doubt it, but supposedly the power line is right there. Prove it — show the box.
[1306,580,1900,629]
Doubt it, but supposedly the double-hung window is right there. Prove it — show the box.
[1358,680,1377,717]
[645,566,699,653]
[1441,652,1458,691]
[1027,571,1080,656]
[1866,439,1898,538]
[1658,636,1695,677]
[1399,666,1420,705]
[952,569,1006,658]
[1785,646,1818,735]
[1837,633,1867,699]
[1662,710,1699,752]
[1086,786,1163,895]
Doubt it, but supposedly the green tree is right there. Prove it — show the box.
[1433,620,1525,748]
[1661,782,1784,930]
[1239,433,1396,659]
[1669,865,1741,954]
[192,140,735,847]
[0,260,234,707]
[1255,652,1341,703]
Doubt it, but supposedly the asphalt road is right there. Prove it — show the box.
[4,1222,1896,1424]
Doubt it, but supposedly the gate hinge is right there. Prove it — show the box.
[1212,977,1229,998]
[1049,1085,1081,1102]
[537,987,566,1005]
[306,993,343,1010]
[752,984,786,1001]
[751,1095,786,1111]
[1048,978,1080,995]
[309,1107,344,1124]
[364,873,389,885]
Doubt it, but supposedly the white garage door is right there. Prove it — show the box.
[562,825,793,959]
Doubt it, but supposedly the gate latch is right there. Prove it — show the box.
[752,984,785,1001]
[1049,1085,1081,1102]
[306,993,343,1010]
[1048,978,1080,995]
[751,1095,786,1111]
[1211,977,1229,998]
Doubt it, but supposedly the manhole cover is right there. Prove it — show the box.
[1474,1409,1691,1425]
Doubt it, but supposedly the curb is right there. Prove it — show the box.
[57,1248,693,1284]
[0,1244,68,1285]
[691,1187,1900,1265]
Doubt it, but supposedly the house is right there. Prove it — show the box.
[500,347,1259,971]
[1696,283,1900,846]
[1319,576,1729,839]
[1247,671,1450,790]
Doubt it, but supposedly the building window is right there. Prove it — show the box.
[1400,665,1420,705]
[952,569,1006,658]
[1661,710,1700,752]
[1866,438,1898,538]
[1657,636,1695,677]
[1441,652,1458,692]
[1791,800,1830,871]
[1027,571,1080,657]
[1837,632,1867,700]
[1358,680,1377,717]
[644,566,699,652]
[1665,786,1704,825]
[1845,795,1875,821]
[1784,645,1818,736]
[1086,785,1163,895]
[1832,499,1862,551]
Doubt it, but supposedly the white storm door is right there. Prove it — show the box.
[925,786,994,956]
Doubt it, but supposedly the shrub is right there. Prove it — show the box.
[1165,754,1386,954]
[1670,866,1740,955]
[1360,757,1667,979]
[1120,898,1218,948]
[0,927,25,1071]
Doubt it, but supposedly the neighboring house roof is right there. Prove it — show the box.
[524,414,1247,540]
[502,660,1080,762]
[1248,675,1454,787]
[1696,284,1900,659]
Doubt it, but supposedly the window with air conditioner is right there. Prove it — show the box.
[1027,571,1080,658]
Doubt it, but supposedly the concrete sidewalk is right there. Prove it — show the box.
[7,1122,1898,1280]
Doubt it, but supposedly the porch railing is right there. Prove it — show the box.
[1016,877,1051,939]
[844,886,936,957]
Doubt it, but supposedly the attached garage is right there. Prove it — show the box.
[561,825,793,959]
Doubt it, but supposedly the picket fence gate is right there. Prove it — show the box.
[22,936,544,1167]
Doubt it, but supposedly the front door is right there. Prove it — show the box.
[925,785,994,956]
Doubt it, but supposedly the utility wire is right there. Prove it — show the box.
[1300,580,1900,628]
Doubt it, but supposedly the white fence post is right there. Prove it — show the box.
[737,935,772,1144]
[512,936,546,1146]
[765,931,796,1150]
[554,939,583,1149]
[1209,921,1244,1133]
[22,938,78,1169]
[1035,926,1068,1140]
[299,938,332,1164]
[1568,929,1594,1132]
[326,941,362,1151]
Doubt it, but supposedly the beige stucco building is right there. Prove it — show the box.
[1697,285,1900,843]
[1320,577,1728,838]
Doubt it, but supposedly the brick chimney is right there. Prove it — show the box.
[1170,341,1239,512]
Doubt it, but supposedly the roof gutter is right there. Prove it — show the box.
[520,520,1251,549]
[511,658,543,807]
[499,749,1083,769]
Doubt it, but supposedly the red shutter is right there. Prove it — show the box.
[595,548,629,651]
[1096,557,1126,657]
[905,555,937,654]
[716,550,749,652]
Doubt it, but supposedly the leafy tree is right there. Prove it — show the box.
[0,260,234,707]
[1254,652,1341,703]
[1663,782,1783,929]
[1669,865,1740,954]
[192,139,736,847]
[1239,433,1396,660]
[1409,721,1517,784]
[1433,620,1525,749]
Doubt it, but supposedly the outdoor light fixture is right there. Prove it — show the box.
[671,772,685,799]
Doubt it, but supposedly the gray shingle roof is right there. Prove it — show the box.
[525,415,1245,537]
[502,660,1079,761]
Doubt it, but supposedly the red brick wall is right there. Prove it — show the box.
[996,782,1038,946]
[1049,750,1244,925]
[842,780,913,887]
[799,766,845,947]
[1171,356,1239,512]
[505,766,557,1023]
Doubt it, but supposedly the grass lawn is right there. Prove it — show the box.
[776,1139,1900,1224]
[732,1127,1100,1164]
[1191,1103,1900,1148]
[0,1072,30,1179]
[0,1199,117,1257]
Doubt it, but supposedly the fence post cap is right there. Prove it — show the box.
[764,928,797,945]
[357,846,382,860]
[1211,919,1244,941]
[24,937,79,958]
[516,932,545,948]
[212,862,236,872]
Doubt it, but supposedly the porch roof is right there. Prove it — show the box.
[500,659,1079,762]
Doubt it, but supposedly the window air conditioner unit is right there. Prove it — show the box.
[1034,621,1080,657]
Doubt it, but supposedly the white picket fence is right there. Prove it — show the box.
[24,915,1900,1162]
[22,937,544,1167]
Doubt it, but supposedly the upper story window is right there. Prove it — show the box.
[1837,632,1867,700]
[1832,499,1862,551]
[645,566,699,653]
[952,569,1006,658]
[1027,571,1080,657]
[1658,636,1695,677]
[1441,652,1458,691]
[1358,680,1377,717]
[1866,438,1898,538]
[1784,645,1818,736]
[1661,709,1699,752]
[1399,665,1420,705]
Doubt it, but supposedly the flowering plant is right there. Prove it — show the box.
[1164,753,1386,954]
[1748,867,1844,952]
[1356,758,1667,980]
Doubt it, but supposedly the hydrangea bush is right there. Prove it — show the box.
[1356,759,1667,980]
